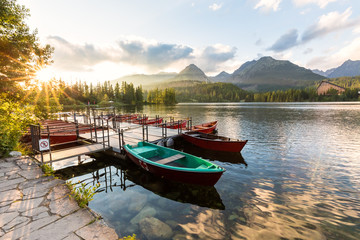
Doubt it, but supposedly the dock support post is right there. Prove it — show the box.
[94,116,98,143]
[102,117,105,149]
[107,119,110,147]
[142,124,145,141]
[75,120,79,140]
[89,116,93,142]
[118,129,122,152]
[47,126,53,166]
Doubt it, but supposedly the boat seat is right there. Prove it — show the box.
[132,146,157,155]
[156,154,185,165]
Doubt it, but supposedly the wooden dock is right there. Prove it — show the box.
[37,143,111,164]
[31,116,184,166]
[79,122,182,153]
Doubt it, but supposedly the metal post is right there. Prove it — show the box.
[47,126,52,166]
[146,125,148,142]
[107,119,110,147]
[102,117,105,149]
[94,116,98,143]
[142,124,145,141]
[119,129,121,152]
[75,120,79,140]
[89,116,93,142]
[121,129,125,149]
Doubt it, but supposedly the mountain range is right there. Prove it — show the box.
[311,60,360,78]
[111,57,360,91]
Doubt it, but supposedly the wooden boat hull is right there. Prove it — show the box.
[182,132,247,152]
[124,142,225,186]
[166,120,187,129]
[188,121,218,133]
[42,134,78,144]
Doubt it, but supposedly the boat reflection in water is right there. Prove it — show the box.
[176,140,248,166]
[56,155,225,210]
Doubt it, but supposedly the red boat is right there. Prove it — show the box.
[133,117,163,125]
[112,114,139,122]
[182,131,248,152]
[187,121,217,134]
[40,134,77,144]
[166,120,187,129]
[131,116,149,124]
[24,120,105,145]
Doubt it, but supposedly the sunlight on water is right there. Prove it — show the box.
[57,102,360,239]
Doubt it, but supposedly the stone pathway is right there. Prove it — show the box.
[0,156,119,240]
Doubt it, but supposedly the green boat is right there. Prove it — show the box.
[124,141,225,186]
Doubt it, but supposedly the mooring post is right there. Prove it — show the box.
[118,128,122,152]
[75,120,79,140]
[94,117,98,143]
[107,119,110,147]
[73,112,76,123]
[102,117,105,149]
[47,125,53,167]
[142,124,145,141]
[121,129,125,149]
[146,125,149,142]
[89,116,93,142]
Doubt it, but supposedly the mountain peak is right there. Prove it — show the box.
[327,59,360,78]
[171,64,208,82]
[179,64,203,74]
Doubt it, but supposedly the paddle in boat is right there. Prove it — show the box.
[182,131,248,152]
[124,141,225,186]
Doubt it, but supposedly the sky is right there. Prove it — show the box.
[18,0,360,83]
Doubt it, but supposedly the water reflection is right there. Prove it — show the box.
[56,103,360,239]
[57,155,225,210]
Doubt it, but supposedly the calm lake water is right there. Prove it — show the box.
[57,102,360,239]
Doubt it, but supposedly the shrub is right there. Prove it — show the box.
[0,95,36,157]
[66,181,100,208]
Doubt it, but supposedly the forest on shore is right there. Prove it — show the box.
[1,0,359,157]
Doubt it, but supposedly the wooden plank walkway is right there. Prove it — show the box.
[34,118,183,164]
[38,143,111,163]
[79,122,182,153]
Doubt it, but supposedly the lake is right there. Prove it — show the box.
[57,102,360,239]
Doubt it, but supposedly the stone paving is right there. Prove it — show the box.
[0,156,119,240]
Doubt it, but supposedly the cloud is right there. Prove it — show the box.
[209,3,223,11]
[197,44,237,72]
[302,7,358,43]
[255,38,263,46]
[267,29,299,52]
[46,36,239,75]
[307,37,360,70]
[254,0,281,12]
[118,39,193,70]
[303,48,313,54]
[292,0,337,9]
[267,8,360,52]
[47,36,115,72]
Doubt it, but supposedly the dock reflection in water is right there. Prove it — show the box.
[56,154,225,237]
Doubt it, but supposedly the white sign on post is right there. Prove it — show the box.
[39,139,50,151]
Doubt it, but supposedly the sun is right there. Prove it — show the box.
[35,67,53,83]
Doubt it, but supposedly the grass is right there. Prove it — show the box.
[66,180,100,208]
[40,164,55,176]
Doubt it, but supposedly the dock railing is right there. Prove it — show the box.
[30,117,111,166]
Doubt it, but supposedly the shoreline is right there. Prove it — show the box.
[0,156,118,240]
